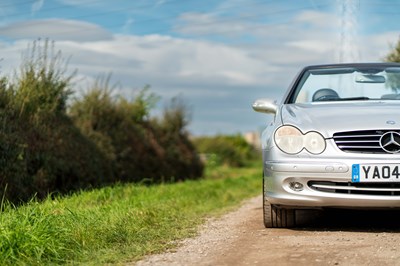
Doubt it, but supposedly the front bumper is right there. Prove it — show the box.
[265,159,400,209]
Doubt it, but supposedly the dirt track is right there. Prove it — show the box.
[135,195,400,266]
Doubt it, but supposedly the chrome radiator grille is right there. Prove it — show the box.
[333,130,400,154]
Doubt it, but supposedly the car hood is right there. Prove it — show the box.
[281,101,400,138]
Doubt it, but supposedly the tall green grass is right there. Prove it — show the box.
[0,164,261,265]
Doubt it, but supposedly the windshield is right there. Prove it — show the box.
[292,67,400,103]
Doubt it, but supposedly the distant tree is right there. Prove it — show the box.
[385,37,400,63]
[384,38,400,92]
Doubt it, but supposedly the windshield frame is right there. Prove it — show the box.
[285,63,400,104]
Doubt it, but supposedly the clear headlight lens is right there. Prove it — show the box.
[303,131,326,154]
[274,126,303,154]
[274,126,326,154]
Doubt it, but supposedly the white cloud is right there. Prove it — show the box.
[286,40,335,54]
[0,32,276,93]
[294,10,338,28]
[31,0,45,15]
[174,12,255,37]
[0,12,399,134]
[0,19,113,42]
[359,31,399,62]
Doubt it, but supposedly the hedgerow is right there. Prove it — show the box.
[0,39,203,203]
[193,134,259,167]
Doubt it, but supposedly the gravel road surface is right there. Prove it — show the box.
[135,195,400,266]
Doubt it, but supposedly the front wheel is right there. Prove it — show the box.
[263,178,316,228]
[263,196,295,228]
[263,177,295,228]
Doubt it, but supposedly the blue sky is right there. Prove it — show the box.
[0,0,399,135]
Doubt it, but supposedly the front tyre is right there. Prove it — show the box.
[263,178,295,228]
[263,198,295,228]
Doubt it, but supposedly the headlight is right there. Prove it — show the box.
[274,126,303,154]
[274,126,326,154]
[303,131,326,154]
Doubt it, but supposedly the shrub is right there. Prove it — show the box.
[0,40,203,203]
[0,40,112,202]
[152,97,203,181]
[70,79,203,183]
[12,39,74,119]
[193,134,258,167]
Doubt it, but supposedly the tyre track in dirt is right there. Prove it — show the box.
[135,195,400,266]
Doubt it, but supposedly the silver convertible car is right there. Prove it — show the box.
[253,63,400,228]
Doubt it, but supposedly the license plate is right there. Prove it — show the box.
[352,164,400,183]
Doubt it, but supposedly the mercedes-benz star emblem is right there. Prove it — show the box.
[380,131,400,153]
[386,120,396,125]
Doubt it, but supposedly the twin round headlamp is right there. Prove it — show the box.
[274,125,326,154]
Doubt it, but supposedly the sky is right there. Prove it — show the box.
[0,0,399,135]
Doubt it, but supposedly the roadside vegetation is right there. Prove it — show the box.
[385,38,400,89]
[0,39,263,265]
[0,40,202,203]
[193,134,259,168]
[0,163,261,265]
[385,37,400,63]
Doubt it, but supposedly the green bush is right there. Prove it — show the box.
[152,97,203,181]
[0,40,112,202]
[193,134,259,167]
[0,40,203,203]
[70,79,203,183]
[12,39,73,119]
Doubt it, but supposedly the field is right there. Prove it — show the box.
[0,163,261,265]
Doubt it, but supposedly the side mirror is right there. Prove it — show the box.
[252,98,278,114]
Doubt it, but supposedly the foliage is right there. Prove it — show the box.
[69,78,203,183]
[193,134,259,167]
[0,40,112,202]
[0,40,203,202]
[0,164,260,265]
[151,96,203,180]
[384,38,400,91]
[12,39,74,118]
[385,37,400,63]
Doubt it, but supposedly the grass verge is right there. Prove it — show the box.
[0,163,261,265]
